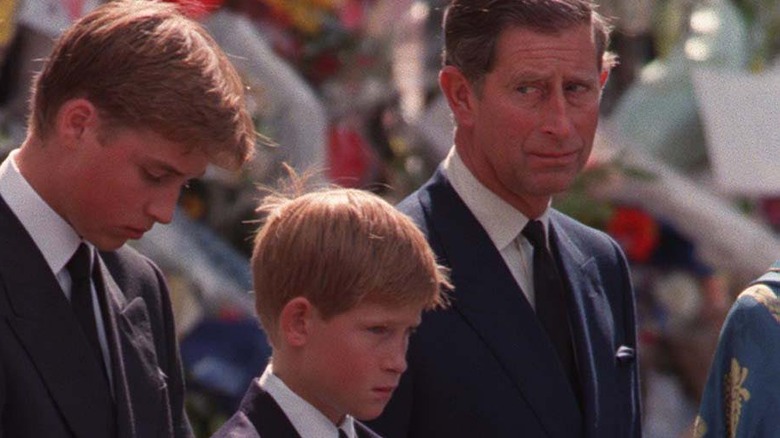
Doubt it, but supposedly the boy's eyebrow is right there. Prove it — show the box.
[146,158,206,178]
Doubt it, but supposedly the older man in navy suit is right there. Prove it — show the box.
[369,1,641,437]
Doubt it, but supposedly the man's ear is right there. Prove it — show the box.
[55,98,98,147]
[279,297,315,348]
[439,65,478,128]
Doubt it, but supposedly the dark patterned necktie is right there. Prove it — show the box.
[67,243,105,369]
[338,429,348,438]
[522,220,578,392]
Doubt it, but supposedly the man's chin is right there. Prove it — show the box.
[533,175,579,196]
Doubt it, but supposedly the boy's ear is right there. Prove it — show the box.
[279,297,314,347]
[55,98,99,146]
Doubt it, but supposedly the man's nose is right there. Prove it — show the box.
[540,90,573,139]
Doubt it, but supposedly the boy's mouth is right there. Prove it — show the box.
[372,386,396,397]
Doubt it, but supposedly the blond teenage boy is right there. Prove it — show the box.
[0,1,255,436]
[213,188,449,438]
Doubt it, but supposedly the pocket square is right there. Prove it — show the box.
[616,345,635,363]
[157,368,169,390]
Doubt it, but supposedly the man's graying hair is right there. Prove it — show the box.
[442,0,617,87]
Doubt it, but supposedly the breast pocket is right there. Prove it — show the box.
[119,297,167,401]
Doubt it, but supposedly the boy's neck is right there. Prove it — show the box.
[267,358,348,426]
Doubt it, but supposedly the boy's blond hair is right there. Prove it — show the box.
[29,0,255,170]
[251,187,450,343]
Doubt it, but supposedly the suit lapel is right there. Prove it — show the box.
[95,256,164,438]
[420,172,581,436]
[355,420,381,438]
[0,198,114,438]
[550,213,618,436]
[240,382,302,438]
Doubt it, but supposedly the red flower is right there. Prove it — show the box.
[326,122,378,187]
[339,0,364,31]
[163,0,225,19]
[606,206,660,263]
[306,53,341,84]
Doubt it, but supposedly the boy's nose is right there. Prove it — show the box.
[383,340,409,374]
[145,189,179,224]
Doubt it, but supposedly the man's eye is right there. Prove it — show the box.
[566,83,589,93]
[517,85,538,95]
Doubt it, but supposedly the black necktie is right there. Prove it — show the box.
[522,221,578,393]
[67,243,105,370]
[338,429,349,438]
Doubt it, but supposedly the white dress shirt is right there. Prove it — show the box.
[0,149,113,392]
[443,147,552,309]
[259,364,357,438]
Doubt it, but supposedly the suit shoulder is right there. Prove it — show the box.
[99,245,166,300]
[551,209,611,240]
[733,283,780,323]
[395,171,448,234]
[551,210,623,255]
[101,245,159,277]
[397,187,424,219]
[396,188,435,248]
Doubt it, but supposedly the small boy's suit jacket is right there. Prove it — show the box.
[212,379,382,438]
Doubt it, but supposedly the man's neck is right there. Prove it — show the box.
[454,142,551,219]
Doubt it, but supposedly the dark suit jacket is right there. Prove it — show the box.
[369,169,641,438]
[213,379,381,438]
[0,196,191,438]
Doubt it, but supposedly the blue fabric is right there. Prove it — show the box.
[695,263,780,437]
[181,318,271,413]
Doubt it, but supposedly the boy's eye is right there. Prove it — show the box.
[368,326,389,335]
[142,168,165,183]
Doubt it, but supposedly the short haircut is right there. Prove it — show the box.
[442,0,617,87]
[251,187,450,342]
[29,0,255,170]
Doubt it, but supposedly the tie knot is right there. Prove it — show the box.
[66,243,92,282]
[522,220,547,249]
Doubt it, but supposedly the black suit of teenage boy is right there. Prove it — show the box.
[0,1,256,437]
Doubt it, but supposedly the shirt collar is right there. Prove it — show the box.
[259,364,357,438]
[0,149,82,275]
[443,147,551,248]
